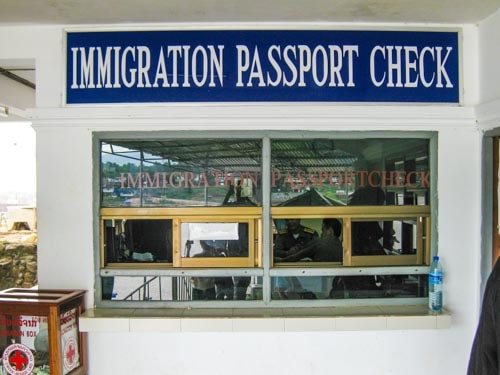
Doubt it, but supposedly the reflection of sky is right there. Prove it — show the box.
[102,151,140,165]
[102,147,177,167]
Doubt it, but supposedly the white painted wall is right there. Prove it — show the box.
[0,22,491,374]
[476,9,500,136]
[479,9,500,105]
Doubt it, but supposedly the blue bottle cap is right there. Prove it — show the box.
[433,256,439,261]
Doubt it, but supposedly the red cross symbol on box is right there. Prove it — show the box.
[8,350,28,370]
[66,341,76,363]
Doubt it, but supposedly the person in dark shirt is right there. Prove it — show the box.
[273,218,319,299]
[467,258,500,374]
[349,185,386,256]
[274,219,318,259]
[190,241,216,300]
[276,218,343,262]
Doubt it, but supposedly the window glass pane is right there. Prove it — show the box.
[103,219,172,264]
[98,134,433,307]
[271,139,429,206]
[102,275,261,301]
[101,139,262,207]
[101,144,142,207]
[273,218,343,263]
[352,219,418,256]
[182,222,249,258]
[271,274,427,300]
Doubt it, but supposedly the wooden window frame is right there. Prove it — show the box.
[271,206,431,267]
[101,205,429,269]
[101,207,262,269]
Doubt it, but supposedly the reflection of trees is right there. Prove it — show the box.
[102,161,140,175]
[102,161,229,203]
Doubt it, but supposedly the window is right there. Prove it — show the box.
[97,134,434,306]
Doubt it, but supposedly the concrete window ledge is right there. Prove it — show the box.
[79,305,451,332]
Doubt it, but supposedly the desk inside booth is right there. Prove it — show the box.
[0,288,87,375]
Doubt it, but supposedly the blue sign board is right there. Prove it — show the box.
[66,30,459,104]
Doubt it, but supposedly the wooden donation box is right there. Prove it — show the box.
[0,288,86,375]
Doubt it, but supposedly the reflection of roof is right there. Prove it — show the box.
[277,189,345,206]
[103,138,428,174]
[103,139,358,173]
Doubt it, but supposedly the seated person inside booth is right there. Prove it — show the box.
[184,224,249,300]
[275,218,343,262]
[349,185,390,256]
[221,180,255,299]
[272,218,319,299]
[190,240,217,300]
[274,218,318,260]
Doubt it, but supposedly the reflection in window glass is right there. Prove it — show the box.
[271,275,428,300]
[101,139,262,207]
[271,138,429,207]
[351,220,418,256]
[384,220,418,255]
[273,218,343,263]
[103,219,172,264]
[102,276,262,301]
[98,135,433,306]
[181,222,249,258]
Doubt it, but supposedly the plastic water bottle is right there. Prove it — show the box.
[428,255,443,313]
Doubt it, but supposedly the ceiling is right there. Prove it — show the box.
[1,0,499,25]
[0,0,499,122]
